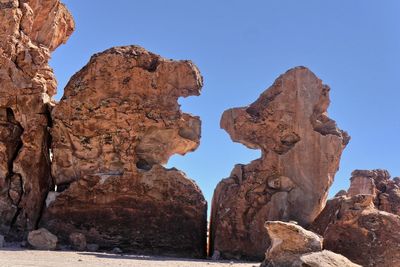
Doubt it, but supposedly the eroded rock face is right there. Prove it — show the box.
[260,221,360,267]
[209,67,349,259]
[311,170,400,267]
[348,169,400,215]
[0,0,74,240]
[40,46,207,258]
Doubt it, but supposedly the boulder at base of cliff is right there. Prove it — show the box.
[261,221,360,267]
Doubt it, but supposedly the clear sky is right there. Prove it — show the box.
[51,1,400,206]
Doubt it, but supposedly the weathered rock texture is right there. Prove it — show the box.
[311,170,400,267]
[0,0,74,240]
[292,251,361,267]
[261,221,360,267]
[40,46,207,258]
[261,221,322,266]
[28,228,58,250]
[348,169,400,215]
[209,67,349,259]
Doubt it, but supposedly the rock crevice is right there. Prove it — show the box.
[0,0,74,239]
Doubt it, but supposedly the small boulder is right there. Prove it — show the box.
[262,221,322,266]
[27,228,58,250]
[261,221,359,267]
[69,232,86,251]
[294,250,361,267]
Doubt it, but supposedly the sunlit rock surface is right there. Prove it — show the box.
[210,67,349,259]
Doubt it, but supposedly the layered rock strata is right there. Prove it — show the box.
[209,67,349,259]
[40,46,207,258]
[0,0,74,239]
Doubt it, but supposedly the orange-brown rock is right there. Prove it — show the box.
[348,169,400,215]
[261,221,323,266]
[40,46,207,258]
[311,170,400,266]
[0,0,74,240]
[260,221,360,267]
[312,194,400,267]
[209,67,349,260]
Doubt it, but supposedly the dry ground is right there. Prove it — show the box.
[0,248,260,267]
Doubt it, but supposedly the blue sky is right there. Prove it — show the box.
[51,0,400,205]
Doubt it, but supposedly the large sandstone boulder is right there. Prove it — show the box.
[312,193,400,267]
[0,0,74,240]
[209,67,349,259]
[261,221,360,267]
[40,46,207,258]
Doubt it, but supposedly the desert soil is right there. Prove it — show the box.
[0,248,259,267]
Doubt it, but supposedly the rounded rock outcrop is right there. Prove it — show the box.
[40,46,207,258]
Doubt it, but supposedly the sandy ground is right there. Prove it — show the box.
[0,248,260,267]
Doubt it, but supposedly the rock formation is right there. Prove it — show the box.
[348,169,400,215]
[311,170,400,267]
[0,0,74,240]
[261,221,360,267]
[209,67,349,259]
[39,46,207,258]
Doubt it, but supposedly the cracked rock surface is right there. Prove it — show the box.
[311,170,400,267]
[348,169,400,215]
[209,67,349,260]
[40,46,207,258]
[0,0,74,240]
